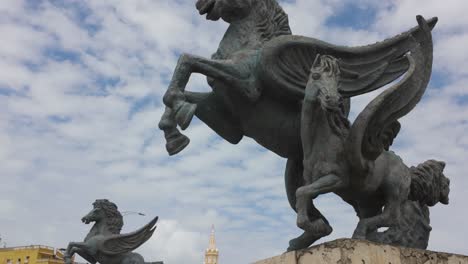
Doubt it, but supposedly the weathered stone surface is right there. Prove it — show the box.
[253,239,468,264]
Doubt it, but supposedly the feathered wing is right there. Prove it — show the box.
[259,17,437,101]
[347,16,434,173]
[100,216,159,256]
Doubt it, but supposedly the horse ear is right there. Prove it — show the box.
[312,54,321,68]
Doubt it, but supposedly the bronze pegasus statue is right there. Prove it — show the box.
[64,199,163,264]
[157,0,450,250]
[295,16,450,250]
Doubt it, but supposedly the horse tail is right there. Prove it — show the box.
[408,160,449,206]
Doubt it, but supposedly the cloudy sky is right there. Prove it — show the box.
[1,0,467,263]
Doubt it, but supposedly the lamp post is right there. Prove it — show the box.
[121,211,145,216]
[0,234,6,248]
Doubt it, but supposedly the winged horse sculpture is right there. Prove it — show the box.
[158,0,449,250]
[64,199,163,264]
[295,15,449,250]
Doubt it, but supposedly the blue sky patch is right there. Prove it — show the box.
[326,4,377,30]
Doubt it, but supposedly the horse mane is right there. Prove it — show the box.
[409,160,448,206]
[315,55,351,137]
[256,0,292,42]
[94,199,124,234]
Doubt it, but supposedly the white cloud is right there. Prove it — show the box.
[0,0,467,263]
[138,219,206,264]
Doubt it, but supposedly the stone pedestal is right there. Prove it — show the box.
[253,239,468,264]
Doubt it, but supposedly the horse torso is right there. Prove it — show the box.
[208,16,303,158]
[301,102,349,184]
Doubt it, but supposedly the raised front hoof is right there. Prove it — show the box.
[175,102,197,130]
[166,133,190,155]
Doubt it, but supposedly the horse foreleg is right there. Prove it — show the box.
[64,242,92,264]
[162,53,253,129]
[158,91,211,155]
[295,174,343,231]
[68,247,97,264]
[158,107,190,155]
[288,200,332,251]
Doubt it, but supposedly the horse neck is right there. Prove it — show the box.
[84,220,113,241]
[213,12,264,59]
[301,98,349,147]
[302,99,332,139]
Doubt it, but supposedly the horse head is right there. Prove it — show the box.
[82,199,123,235]
[196,0,254,22]
[308,55,344,113]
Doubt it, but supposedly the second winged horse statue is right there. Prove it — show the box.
[295,15,449,251]
[64,199,163,264]
[158,0,450,250]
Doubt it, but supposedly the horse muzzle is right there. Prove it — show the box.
[81,217,92,224]
[319,95,343,112]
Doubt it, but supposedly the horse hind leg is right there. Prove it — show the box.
[353,165,408,239]
[352,198,402,240]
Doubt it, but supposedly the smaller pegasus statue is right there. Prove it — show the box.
[291,16,450,250]
[64,199,163,264]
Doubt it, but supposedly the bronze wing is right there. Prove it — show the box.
[347,16,434,173]
[259,17,437,101]
[100,216,159,256]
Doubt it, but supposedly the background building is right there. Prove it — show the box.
[0,245,73,264]
[204,225,219,264]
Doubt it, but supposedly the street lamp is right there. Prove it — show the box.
[121,211,145,216]
[0,234,6,248]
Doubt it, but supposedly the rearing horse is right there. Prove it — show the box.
[64,199,162,264]
[158,0,439,250]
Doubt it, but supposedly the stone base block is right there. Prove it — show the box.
[253,239,468,264]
